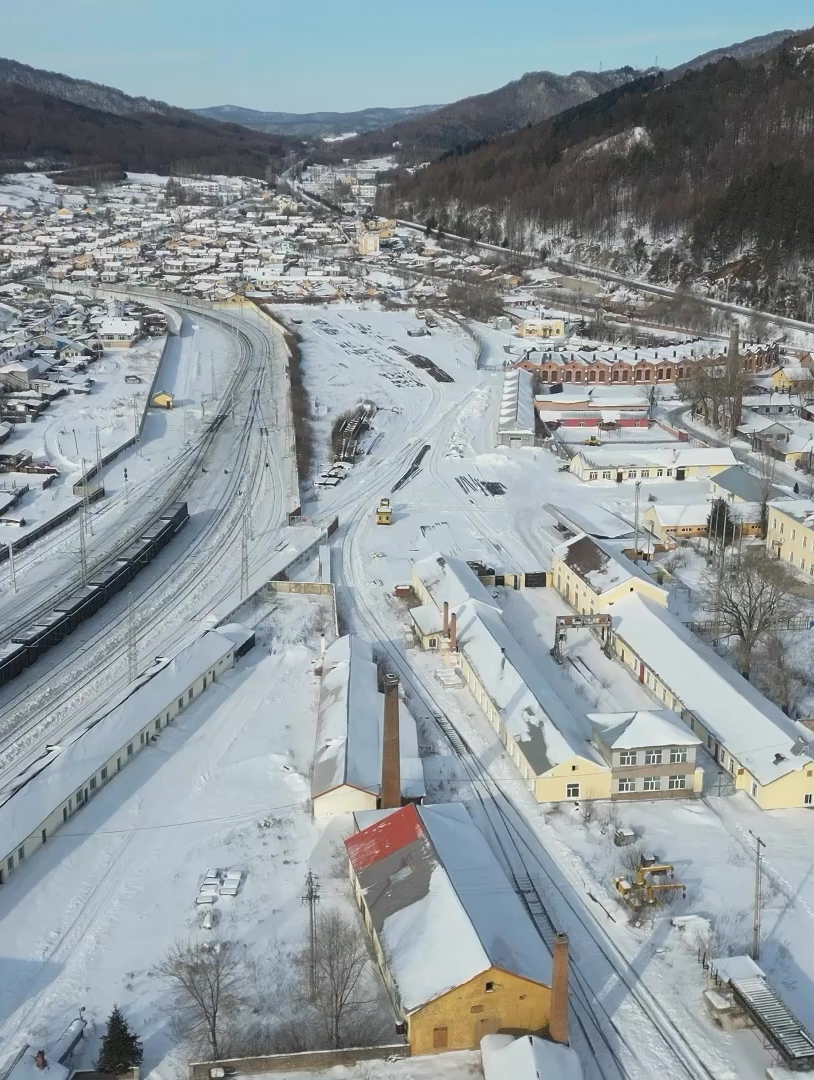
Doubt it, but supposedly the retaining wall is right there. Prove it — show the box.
[189,1044,408,1079]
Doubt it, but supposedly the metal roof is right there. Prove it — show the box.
[731,976,814,1066]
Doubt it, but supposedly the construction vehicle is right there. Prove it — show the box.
[614,862,686,908]
[376,497,392,525]
[583,436,601,446]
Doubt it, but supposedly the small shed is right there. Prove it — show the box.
[152,391,174,410]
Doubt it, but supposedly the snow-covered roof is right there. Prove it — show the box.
[413,552,499,612]
[311,635,382,799]
[589,710,702,750]
[455,599,603,774]
[311,636,425,802]
[553,533,664,599]
[769,498,814,527]
[544,503,632,540]
[98,317,140,337]
[577,446,737,470]
[481,1034,584,1080]
[611,594,814,785]
[711,465,777,503]
[498,368,535,435]
[0,626,252,858]
[648,503,713,528]
[346,803,552,1013]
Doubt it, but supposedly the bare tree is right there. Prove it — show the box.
[309,909,379,1049]
[154,939,246,1059]
[755,449,777,539]
[754,633,809,716]
[701,548,802,679]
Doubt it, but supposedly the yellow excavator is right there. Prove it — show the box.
[614,863,686,908]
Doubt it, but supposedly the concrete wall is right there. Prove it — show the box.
[188,1045,408,1079]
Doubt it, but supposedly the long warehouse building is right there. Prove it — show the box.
[0,623,255,885]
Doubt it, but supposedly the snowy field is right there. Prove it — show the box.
[0,593,347,1077]
[239,1052,482,1080]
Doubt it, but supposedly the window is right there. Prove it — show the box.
[751,781,758,798]
[485,981,495,992]
[18,845,24,862]
[471,1004,484,1014]
[101,766,107,781]
[589,471,598,480]
[117,757,121,771]
[571,764,578,772]
[619,750,637,766]
[668,775,686,790]
[670,747,687,764]
[667,469,673,476]
[566,783,580,799]
[90,776,96,791]
[178,697,183,710]
[127,743,133,757]
[155,719,161,732]
[140,732,145,745]
[63,806,68,822]
[644,749,662,765]
[203,676,207,689]
[618,778,635,793]
[641,469,650,478]
[76,789,83,804]
[657,469,663,477]
[7,855,13,871]
[805,794,813,806]
[433,1028,448,1049]
[603,471,612,479]
[188,689,193,701]
[643,776,661,791]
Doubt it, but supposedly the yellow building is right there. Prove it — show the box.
[519,317,566,339]
[552,533,669,614]
[766,498,814,577]
[610,592,814,810]
[346,803,569,1054]
[769,364,814,392]
[642,503,761,545]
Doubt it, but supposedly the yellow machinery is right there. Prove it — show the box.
[614,863,686,907]
[376,497,392,525]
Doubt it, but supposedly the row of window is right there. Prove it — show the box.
[587,468,676,481]
[618,775,686,792]
[619,748,688,766]
[540,366,680,384]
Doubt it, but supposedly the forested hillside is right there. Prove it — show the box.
[0,82,288,178]
[384,30,814,315]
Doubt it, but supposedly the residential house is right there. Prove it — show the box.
[518,317,566,339]
[709,465,777,505]
[642,503,761,545]
[588,711,703,798]
[345,802,567,1054]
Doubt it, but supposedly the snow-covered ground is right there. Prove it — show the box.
[236,1052,482,1080]
[0,593,344,1076]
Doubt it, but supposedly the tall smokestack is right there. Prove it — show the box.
[549,933,569,1045]
[381,673,401,809]
[449,612,457,651]
[442,601,449,636]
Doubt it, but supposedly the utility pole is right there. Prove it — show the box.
[127,591,137,682]
[78,506,88,587]
[81,457,93,535]
[749,830,766,961]
[633,480,641,564]
[8,541,16,593]
[301,871,320,1002]
[132,397,139,441]
[240,509,249,599]
[95,427,103,490]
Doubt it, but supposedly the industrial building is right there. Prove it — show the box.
[496,368,535,447]
[609,594,814,809]
[551,533,669,613]
[568,446,737,483]
[310,636,425,818]
[0,624,255,884]
[345,802,568,1054]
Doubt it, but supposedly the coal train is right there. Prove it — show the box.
[0,501,189,689]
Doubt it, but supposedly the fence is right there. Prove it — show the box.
[685,616,814,634]
[189,1044,409,1079]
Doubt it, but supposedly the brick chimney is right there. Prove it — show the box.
[442,600,449,636]
[380,673,401,809]
[449,612,457,652]
[549,932,569,1045]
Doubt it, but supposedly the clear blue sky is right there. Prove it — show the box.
[4,0,812,113]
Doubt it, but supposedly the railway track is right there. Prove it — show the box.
[334,488,724,1080]
[0,305,285,783]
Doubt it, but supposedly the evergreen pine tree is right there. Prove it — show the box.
[96,1006,143,1075]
